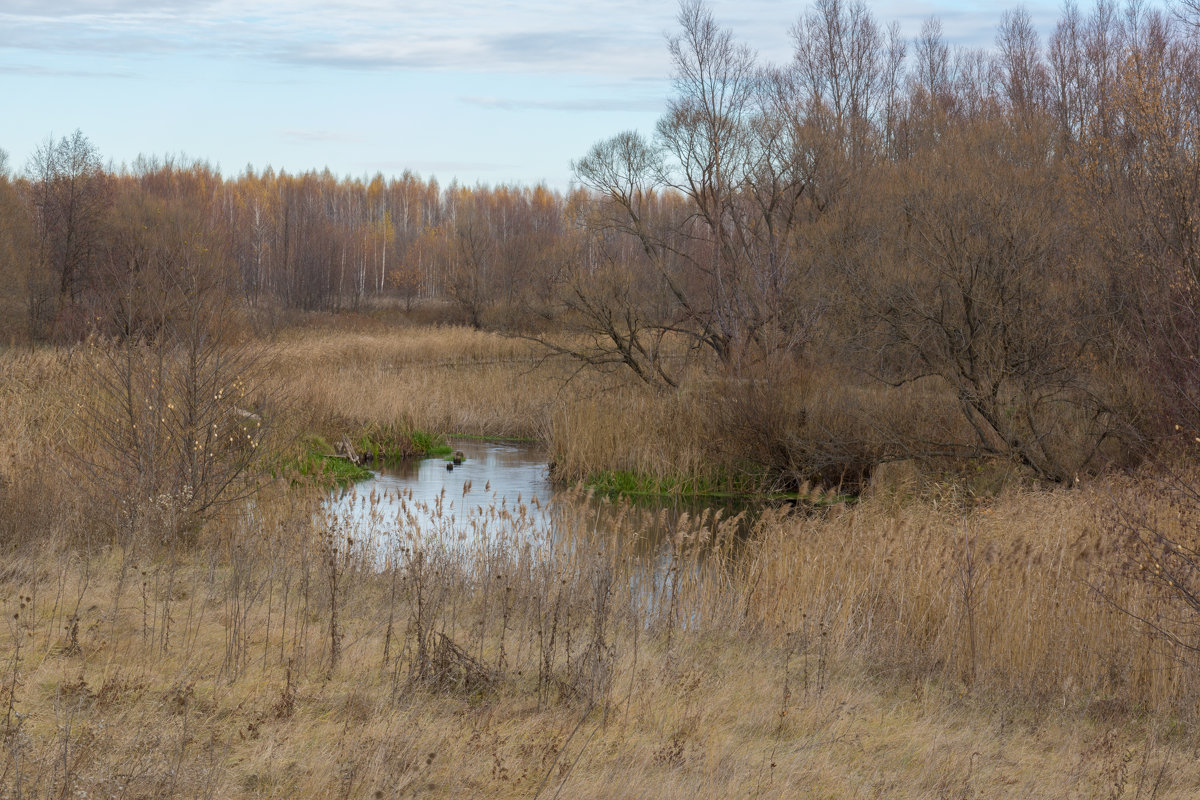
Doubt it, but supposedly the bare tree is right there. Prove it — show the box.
[996,7,1049,121]
[1175,0,1200,31]
[856,119,1122,481]
[73,269,275,544]
[569,0,843,381]
[792,0,903,163]
[27,130,111,338]
[0,150,35,338]
[1083,11,1200,439]
[440,188,502,329]
[913,17,951,104]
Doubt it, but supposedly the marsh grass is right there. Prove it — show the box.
[282,427,455,491]
[259,327,987,496]
[4,328,1200,796]
[284,436,374,488]
[4,474,1200,797]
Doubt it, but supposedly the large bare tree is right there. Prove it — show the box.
[569,0,879,382]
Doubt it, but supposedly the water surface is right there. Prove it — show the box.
[325,437,758,571]
[327,438,554,547]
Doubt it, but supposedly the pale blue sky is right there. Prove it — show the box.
[2,1,1074,188]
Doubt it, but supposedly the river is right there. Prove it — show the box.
[323,438,759,580]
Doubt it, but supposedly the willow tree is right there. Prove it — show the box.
[569,0,894,383]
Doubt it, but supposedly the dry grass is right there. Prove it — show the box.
[271,324,539,369]
[246,326,984,492]
[744,482,1200,715]
[2,478,1200,798]
[0,347,81,461]
[4,328,1200,797]
[0,347,90,544]
[267,326,561,440]
[545,361,976,492]
[548,386,712,483]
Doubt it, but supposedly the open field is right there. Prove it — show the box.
[2,326,1200,797]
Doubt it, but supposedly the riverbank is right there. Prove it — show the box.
[266,326,929,499]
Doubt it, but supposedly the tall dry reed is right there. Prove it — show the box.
[741,480,1200,716]
[5,330,1200,796]
[4,475,1200,798]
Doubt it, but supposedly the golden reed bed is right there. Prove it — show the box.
[1,327,1199,797]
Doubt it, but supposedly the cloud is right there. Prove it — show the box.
[270,26,665,77]
[0,63,134,78]
[0,16,189,56]
[0,0,1075,76]
[482,30,619,65]
[270,40,460,71]
[0,0,672,76]
[459,95,663,113]
[1,0,212,14]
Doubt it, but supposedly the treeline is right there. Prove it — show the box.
[0,137,577,339]
[1,0,1199,484]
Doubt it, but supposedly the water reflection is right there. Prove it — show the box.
[324,439,762,625]
[326,439,556,550]
[326,439,759,556]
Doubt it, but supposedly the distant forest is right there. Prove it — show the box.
[3,0,1200,479]
[0,137,574,329]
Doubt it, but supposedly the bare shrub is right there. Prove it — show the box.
[703,364,882,494]
[71,330,275,546]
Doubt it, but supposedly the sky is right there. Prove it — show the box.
[2,0,1075,190]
